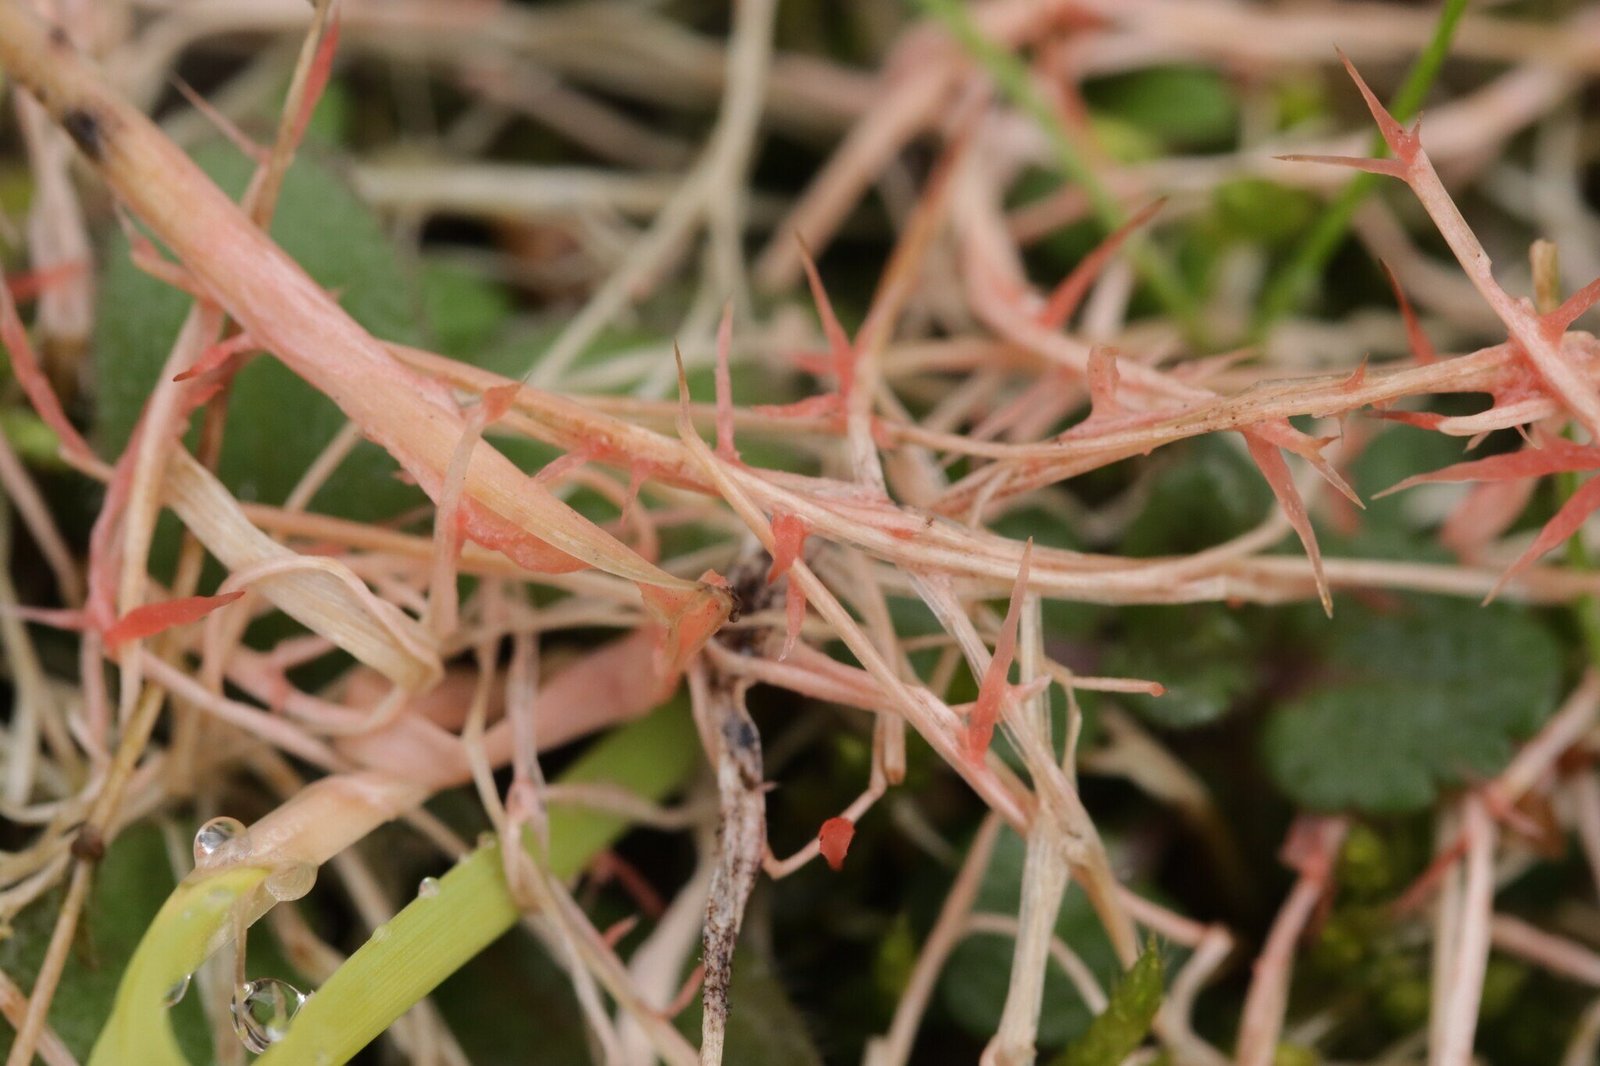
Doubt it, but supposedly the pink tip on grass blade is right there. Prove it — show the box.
[172,77,268,164]
[965,540,1033,762]
[530,447,590,487]
[1546,273,1600,336]
[104,590,245,647]
[290,14,342,147]
[780,580,807,662]
[767,512,810,584]
[1275,154,1409,181]
[1087,347,1124,418]
[1488,475,1600,603]
[1039,199,1165,330]
[1243,430,1332,616]
[796,237,856,402]
[173,332,259,382]
[0,269,95,465]
[1380,260,1437,365]
[818,816,855,871]
[1376,437,1600,499]
[1335,46,1421,163]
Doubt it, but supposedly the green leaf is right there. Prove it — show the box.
[1083,66,1237,151]
[1213,180,1319,248]
[1104,605,1256,729]
[1124,436,1272,558]
[939,828,1119,1047]
[94,141,424,526]
[1263,598,1563,813]
[430,927,591,1064]
[0,824,211,1062]
[421,261,512,359]
[1054,940,1164,1066]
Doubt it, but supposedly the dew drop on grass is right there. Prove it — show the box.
[163,974,190,1007]
[231,977,308,1053]
[193,816,245,864]
[265,861,317,902]
[417,876,441,899]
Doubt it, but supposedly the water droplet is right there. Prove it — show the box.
[163,974,190,1007]
[193,816,245,864]
[369,922,390,943]
[417,876,440,900]
[231,977,307,1053]
[265,862,317,903]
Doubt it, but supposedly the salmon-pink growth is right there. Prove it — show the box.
[173,331,259,382]
[531,448,590,487]
[1336,47,1421,163]
[1341,357,1368,391]
[1039,199,1165,329]
[781,581,807,662]
[1378,437,1600,498]
[796,239,856,401]
[1277,153,1408,181]
[455,499,589,573]
[817,816,855,871]
[0,272,94,464]
[1371,409,1445,430]
[714,302,740,461]
[1087,347,1124,417]
[172,77,268,163]
[5,261,86,303]
[640,580,734,679]
[121,222,208,299]
[1546,274,1600,336]
[601,915,641,949]
[1380,261,1437,364]
[1441,479,1539,558]
[965,541,1032,762]
[480,383,519,424]
[291,15,342,146]
[1243,430,1331,616]
[104,590,245,647]
[767,511,811,584]
[1491,476,1600,601]
[621,464,649,529]
[0,604,84,630]
[787,349,832,377]
[751,394,841,420]
[1251,419,1361,508]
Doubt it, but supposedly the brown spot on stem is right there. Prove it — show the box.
[61,108,103,161]
[70,825,105,862]
[48,24,69,48]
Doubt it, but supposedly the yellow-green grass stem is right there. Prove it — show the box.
[90,699,699,1065]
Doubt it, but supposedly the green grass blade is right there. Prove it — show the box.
[913,0,1200,337]
[1253,0,1470,333]
[1052,939,1163,1066]
[89,698,699,1066]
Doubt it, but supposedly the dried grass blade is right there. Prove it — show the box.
[164,450,441,692]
